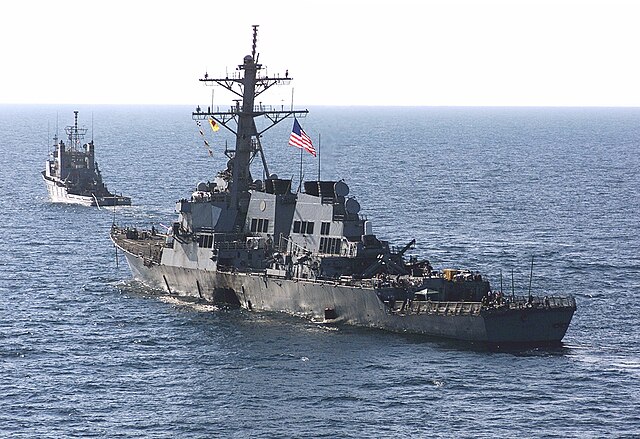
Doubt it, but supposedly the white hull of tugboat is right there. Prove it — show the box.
[119,250,575,344]
[43,175,131,207]
[43,176,95,206]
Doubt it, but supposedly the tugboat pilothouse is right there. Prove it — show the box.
[42,111,131,207]
[111,26,576,345]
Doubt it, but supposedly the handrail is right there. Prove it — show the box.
[497,295,577,310]
[387,300,482,316]
[388,295,576,317]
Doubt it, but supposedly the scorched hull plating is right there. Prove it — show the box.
[120,250,574,345]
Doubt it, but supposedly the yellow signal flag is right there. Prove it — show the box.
[209,118,220,132]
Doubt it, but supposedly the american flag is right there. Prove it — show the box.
[288,118,316,157]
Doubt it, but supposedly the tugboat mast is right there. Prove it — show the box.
[65,110,87,152]
[192,25,308,213]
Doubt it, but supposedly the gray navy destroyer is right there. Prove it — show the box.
[111,26,576,345]
[43,111,131,207]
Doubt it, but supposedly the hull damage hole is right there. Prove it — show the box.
[212,288,241,307]
[324,308,337,320]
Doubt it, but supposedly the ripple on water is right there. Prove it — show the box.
[1,106,639,438]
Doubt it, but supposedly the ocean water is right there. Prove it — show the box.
[1,105,639,438]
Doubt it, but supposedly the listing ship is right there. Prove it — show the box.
[111,26,575,345]
[42,111,131,207]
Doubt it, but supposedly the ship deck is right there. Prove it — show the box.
[111,226,165,264]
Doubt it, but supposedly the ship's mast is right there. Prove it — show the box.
[65,110,87,152]
[192,25,308,212]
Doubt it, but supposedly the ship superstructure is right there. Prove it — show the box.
[111,26,575,345]
[42,111,131,207]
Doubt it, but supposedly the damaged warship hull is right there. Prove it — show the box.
[112,26,575,346]
[113,229,575,345]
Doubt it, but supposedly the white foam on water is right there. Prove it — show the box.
[157,295,218,313]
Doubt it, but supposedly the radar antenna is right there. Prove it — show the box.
[65,110,88,151]
[251,25,259,61]
[192,25,309,216]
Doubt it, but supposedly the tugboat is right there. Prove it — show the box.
[111,26,576,345]
[42,111,131,207]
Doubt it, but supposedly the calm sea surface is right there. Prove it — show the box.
[1,105,639,438]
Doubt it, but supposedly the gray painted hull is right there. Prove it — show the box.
[122,251,574,344]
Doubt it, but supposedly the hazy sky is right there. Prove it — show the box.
[2,0,639,106]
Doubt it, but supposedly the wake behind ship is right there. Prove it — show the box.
[111,26,575,345]
[42,111,131,207]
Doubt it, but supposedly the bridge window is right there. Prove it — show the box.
[293,220,314,234]
[251,218,269,233]
[320,237,341,255]
[197,234,213,248]
[321,222,330,235]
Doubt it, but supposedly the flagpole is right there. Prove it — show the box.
[317,133,321,181]
[292,88,298,188]
[299,142,303,192]
[290,88,294,111]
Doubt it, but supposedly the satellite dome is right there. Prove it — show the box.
[334,181,349,197]
[345,197,360,214]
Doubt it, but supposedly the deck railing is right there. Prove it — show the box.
[500,295,577,310]
[387,300,482,316]
[388,295,576,317]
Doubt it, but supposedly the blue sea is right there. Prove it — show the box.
[1,105,639,438]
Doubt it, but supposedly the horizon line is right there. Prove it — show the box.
[2,102,640,109]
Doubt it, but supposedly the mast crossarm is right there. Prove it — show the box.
[254,109,308,118]
[199,75,293,103]
[254,77,292,98]
[192,111,238,122]
[191,113,238,136]
[193,108,305,118]
[199,78,243,98]
[192,108,306,139]
[256,110,309,136]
